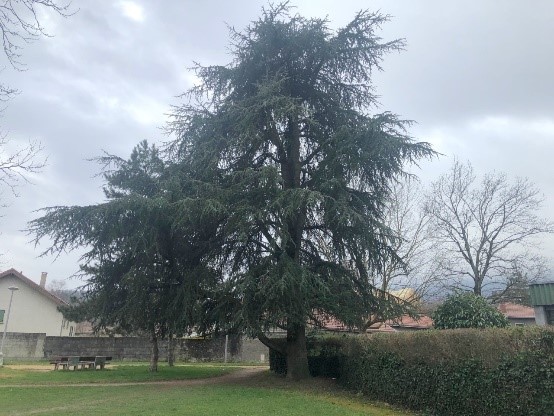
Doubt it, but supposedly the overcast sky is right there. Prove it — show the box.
[0,0,553,288]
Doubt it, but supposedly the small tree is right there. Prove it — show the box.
[432,292,509,329]
[30,141,222,371]
[372,180,443,301]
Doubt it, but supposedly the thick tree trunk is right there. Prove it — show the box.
[286,323,310,380]
[149,333,159,372]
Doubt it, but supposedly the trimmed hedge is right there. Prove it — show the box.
[339,327,554,416]
[269,327,554,416]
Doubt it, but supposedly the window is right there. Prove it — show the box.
[0,309,4,324]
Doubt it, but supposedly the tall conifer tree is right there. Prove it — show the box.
[170,4,434,379]
[30,142,222,371]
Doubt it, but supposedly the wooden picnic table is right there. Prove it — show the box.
[50,356,112,370]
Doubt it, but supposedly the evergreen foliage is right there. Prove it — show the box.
[432,292,510,329]
[168,3,434,379]
[30,3,435,378]
[29,141,223,371]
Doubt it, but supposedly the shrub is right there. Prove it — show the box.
[433,292,510,329]
[268,327,554,415]
[339,327,554,416]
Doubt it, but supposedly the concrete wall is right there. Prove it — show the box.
[0,275,74,336]
[0,334,268,362]
[534,306,548,325]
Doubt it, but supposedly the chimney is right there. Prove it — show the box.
[40,272,47,288]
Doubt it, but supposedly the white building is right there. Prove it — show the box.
[0,268,76,336]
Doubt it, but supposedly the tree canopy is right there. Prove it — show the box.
[425,160,553,299]
[168,3,434,378]
[31,141,223,371]
[31,3,435,379]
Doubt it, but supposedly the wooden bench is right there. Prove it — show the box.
[50,356,112,370]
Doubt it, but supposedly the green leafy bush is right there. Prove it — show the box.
[433,292,510,329]
[339,327,554,416]
[269,328,554,415]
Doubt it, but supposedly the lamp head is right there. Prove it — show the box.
[7,286,19,291]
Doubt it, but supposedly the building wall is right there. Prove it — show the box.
[534,306,547,325]
[0,275,74,336]
[507,317,536,326]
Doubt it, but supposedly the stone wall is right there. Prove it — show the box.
[42,335,268,363]
[1,333,46,359]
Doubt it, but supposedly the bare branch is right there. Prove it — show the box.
[0,0,73,69]
[0,136,46,195]
[425,159,553,298]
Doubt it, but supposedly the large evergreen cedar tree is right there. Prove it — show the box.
[168,4,434,379]
[30,4,434,379]
[30,142,223,372]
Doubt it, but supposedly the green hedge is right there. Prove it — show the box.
[268,327,554,415]
[339,327,554,416]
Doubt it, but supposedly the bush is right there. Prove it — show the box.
[433,292,510,329]
[268,327,554,415]
[339,327,554,416]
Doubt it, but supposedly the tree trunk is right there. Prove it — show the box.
[149,333,159,372]
[286,323,310,380]
[473,276,482,296]
[167,334,175,367]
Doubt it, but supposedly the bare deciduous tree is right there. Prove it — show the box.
[0,1,71,195]
[0,135,45,195]
[425,160,553,298]
[0,0,72,69]
[371,179,443,302]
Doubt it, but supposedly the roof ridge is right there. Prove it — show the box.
[0,268,68,306]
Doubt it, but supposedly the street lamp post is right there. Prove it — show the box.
[0,286,19,366]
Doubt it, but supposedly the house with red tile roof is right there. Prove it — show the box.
[496,302,536,326]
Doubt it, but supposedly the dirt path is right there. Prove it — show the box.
[0,366,268,389]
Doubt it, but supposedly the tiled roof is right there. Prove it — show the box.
[497,302,535,319]
[387,314,434,329]
[315,314,433,332]
[0,268,67,306]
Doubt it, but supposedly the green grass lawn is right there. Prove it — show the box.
[0,364,414,415]
[0,363,234,385]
